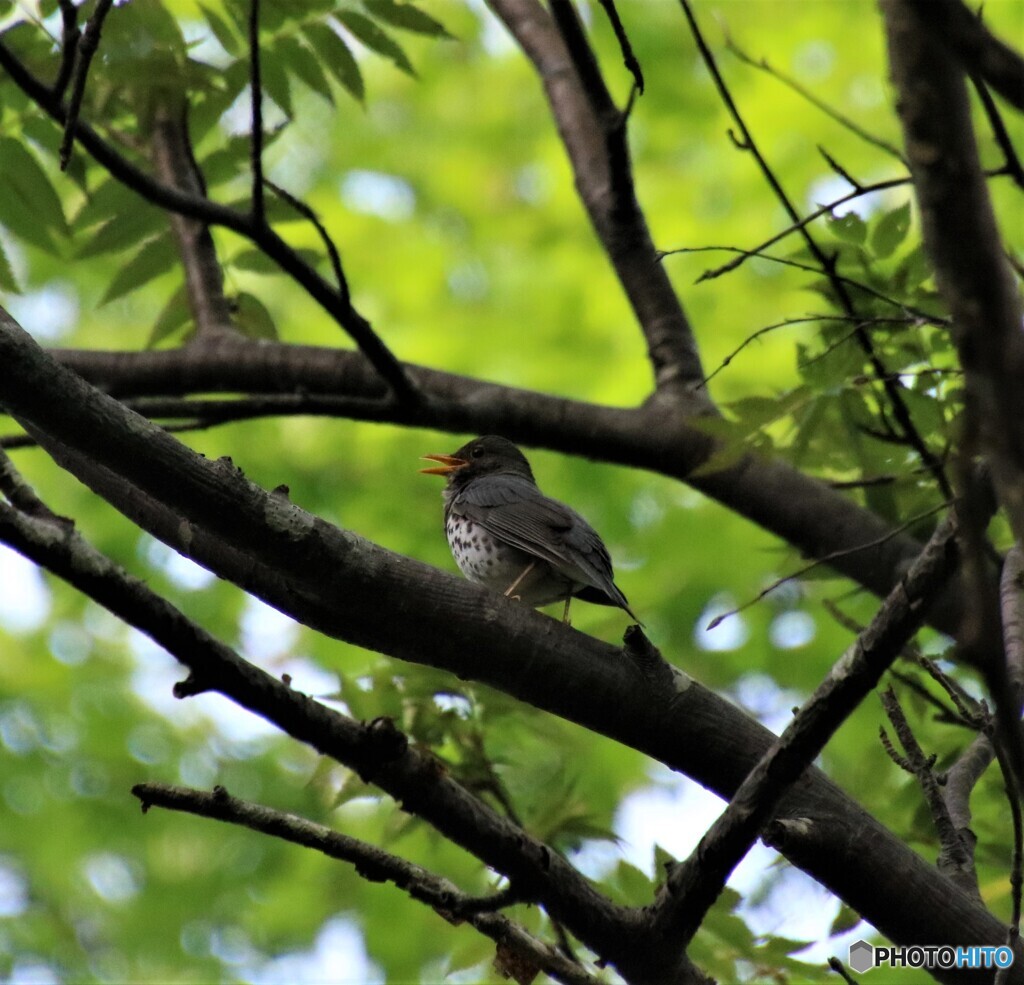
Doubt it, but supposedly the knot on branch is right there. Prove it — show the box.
[360,716,409,764]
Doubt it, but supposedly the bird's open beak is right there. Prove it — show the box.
[419,453,468,476]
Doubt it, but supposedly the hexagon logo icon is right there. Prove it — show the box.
[848,940,874,974]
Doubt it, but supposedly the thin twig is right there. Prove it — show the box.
[881,686,979,896]
[887,668,963,725]
[264,179,348,302]
[681,0,953,499]
[59,0,114,170]
[248,0,266,224]
[596,0,644,94]
[726,35,907,164]
[53,0,80,99]
[707,501,949,631]
[970,73,1024,190]
[663,245,945,324]
[701,314,919,388]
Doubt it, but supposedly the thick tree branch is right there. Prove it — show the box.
[38,339,979,641]
[486,0,707,399]
[909,0,1024,112]
[0,308,1017,983]
[882,0,1024,788]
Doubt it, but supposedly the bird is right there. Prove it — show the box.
[421,435,639,624]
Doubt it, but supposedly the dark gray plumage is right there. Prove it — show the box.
[422,435,639,623]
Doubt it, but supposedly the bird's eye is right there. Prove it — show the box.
[471,446,484,458]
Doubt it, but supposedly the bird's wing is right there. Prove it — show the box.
[452,475,632,611]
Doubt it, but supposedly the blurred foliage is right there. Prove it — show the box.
[0,0,1022,982]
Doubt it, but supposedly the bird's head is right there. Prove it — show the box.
[420,435,535,485]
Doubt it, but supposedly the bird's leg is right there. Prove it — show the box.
[504,561,537,601]
[561,597,572,625]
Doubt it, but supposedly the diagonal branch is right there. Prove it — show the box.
[149,100,238,340]
[486,0,708,399]
[132,782,601,985]
[648,513,958,951]
[909,0,1024,112]
[0,456,644,978]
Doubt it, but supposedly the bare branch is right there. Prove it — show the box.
[53,0,80,99]
[596,0,643,94]
[58,0,113,170]
[725,35,907,165]
[149,101,238,340]
[880,687,979,897]
[248,0,266,224]
[133,782,600,985]
[264,179,348,302]
[486,0,708,398]
[910,0,1024,112]
[650,512,959,950]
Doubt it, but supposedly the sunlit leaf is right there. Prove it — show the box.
[363,0,453,38]
[302,22,365,102]
[335,11,415,76]
[99,236,177,305]
[870,201,911,259]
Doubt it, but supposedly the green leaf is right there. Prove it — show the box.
[302,22,365,103]
[363,0,453,38]
[147,285,192,348]
[0,137,67,252]
[77,209,167,259]
[335,11,415,76]
[612,860,655,906]
[260,48,294,117]
[826,210,866,245]
[275,35,334,105]
[652,843,678,882]
[99,236,177,306]
[870,201,911,259]
[830,903,862,936]
[892,242,931,293]
[232,291,278,340]
[199,3,243,56]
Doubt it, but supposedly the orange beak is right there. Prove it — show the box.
[419,453,468,476]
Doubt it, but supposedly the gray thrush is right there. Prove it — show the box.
[421,435,639,624]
